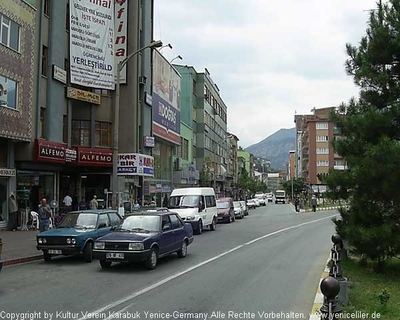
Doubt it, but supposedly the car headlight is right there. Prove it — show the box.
[186,216,195,220]
[128,242,144,251]
[43,238,47,244]
[66,238,71,244]
[71,238,76,244]
[38,238,43,244]
[94,242,105,250]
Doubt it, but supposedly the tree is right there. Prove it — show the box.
[282,178,305,198]
[200,156,212,187]
[325,0,400,270]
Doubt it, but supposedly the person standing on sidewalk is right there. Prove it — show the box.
[8,192,18,231]
[89,195,98,210]
[294,196,300,212]
[38,198,52,232]
[311,195,317,212]
[63,193,73,213]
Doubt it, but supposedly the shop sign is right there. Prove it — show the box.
[65,148,77,163]
[143,136,155,148]
[53,65,67,84]
[0,168,16,177]
[66,87,101,105]
[117,153,154,177]
[35,139,66,164]
[77,147,113,167]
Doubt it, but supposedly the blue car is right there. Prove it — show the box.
[36,210,123,263]
[93,209,194,270]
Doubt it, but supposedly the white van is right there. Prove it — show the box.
[167,187,218,235]
[275,190,286,204]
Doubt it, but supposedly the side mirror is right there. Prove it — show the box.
[98,223,107,229]
[162,225,171,232]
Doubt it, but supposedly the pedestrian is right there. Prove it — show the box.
[63,193,73,213]
[38,198,52,232]
[89,195,98,210]
[311,195,317,212]
[294,196,300,212]
[78,197,87,210]
[8,192,18,231]
[133,201,140,211]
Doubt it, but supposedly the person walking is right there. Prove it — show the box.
[63,193,73,213]
[311,195,317,212]
[38,198,52,232]
[8,192,18,231]
[294,196,300,212]
[89,195,98,210]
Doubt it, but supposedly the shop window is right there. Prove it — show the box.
[44,0,50,16]
[95,121,111,147]
[63,115,67,143]
[40,108,46,138]
[0,178,8,223]
[42,45,48,76]
[72,120,90,147]
[0,75,18,110]
[0,13,20,52]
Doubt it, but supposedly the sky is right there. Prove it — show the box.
[154,0,378,149]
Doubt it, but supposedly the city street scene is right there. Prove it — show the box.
[1,0,400,319]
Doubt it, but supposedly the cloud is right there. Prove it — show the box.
[154,0,377,148]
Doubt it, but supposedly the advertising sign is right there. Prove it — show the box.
[67,87,101,105]
[69,0,115,90]
[152,50,181,145]
[53,65,67,84]
[114,0,128,83]
[117,153,154,177]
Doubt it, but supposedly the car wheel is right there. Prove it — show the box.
[195,220,203,235]
[145,247,158,270]
[84,242,93,263]
[100,260,112,269]
[43,252,52,262]
[232,213,236,222]
[177,240,188,258]
[209,218,217,231]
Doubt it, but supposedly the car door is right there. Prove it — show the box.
[96,213,112,238]
[169,214,185,250]
[159,215,174,255]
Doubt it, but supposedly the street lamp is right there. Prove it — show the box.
[112,40,163,210]
[170,55,183,63]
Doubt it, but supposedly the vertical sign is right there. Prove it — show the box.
[152,50,181,145]
[69,0,115,90]
[114,0,128,83]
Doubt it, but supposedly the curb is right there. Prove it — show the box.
[3,254,43,267]
[309,258,331,320]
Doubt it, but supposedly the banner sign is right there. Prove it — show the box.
[117,153,154,177]
[114,0,128,83]
[67,87,101,105]
[69,0,115,90]
[152,50,181,145]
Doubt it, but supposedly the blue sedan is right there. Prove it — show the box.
[36,210,123,262]
[93,210,194,270]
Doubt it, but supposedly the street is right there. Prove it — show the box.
[0,204,338,319]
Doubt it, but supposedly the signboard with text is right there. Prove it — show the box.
[67,87,101,105]
[114,0,128,83]
[117,153,154,177]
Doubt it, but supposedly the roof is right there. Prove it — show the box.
[126,208,175,217]
[69,209,117,215]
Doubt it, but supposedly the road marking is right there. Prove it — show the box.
[77,214,338,319]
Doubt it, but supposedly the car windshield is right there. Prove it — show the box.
[119,215,160,232]
[58,213,98,229]
[233,202,241,208]
[168,195,200,208]
[217,201,230,209]
[276,191,285,197]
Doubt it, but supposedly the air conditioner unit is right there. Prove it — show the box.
[138,76,147,85]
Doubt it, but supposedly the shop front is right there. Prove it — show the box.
[0,168,16,229]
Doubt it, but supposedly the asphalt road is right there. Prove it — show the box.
[0,203,338,320]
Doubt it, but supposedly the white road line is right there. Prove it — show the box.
[77,214,338,319]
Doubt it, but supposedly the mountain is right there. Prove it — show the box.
[245,128,296,170]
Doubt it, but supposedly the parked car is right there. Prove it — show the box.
[168,187,218,235]
[0,236,3,272]
[93,210,194,270]
[246,199,256,209]
[255,194,266,206]
[217,197,235,223]
[254,199,261,207]
[239,201,248,216]
[36,210,123,262]
[233,201,245,219]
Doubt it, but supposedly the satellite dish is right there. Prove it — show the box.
[50,200,59,209]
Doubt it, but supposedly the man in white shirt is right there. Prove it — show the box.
[63,193,73,213]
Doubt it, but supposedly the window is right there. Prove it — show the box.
[63,115,67,143]
[317,160,329,167]
[44,0,50,16]
[180,138,188,160]
[316,148,329,154]
[205,195,216,207]
[66,3,70,31]
[42,46,48,76]
[0,14,20,51]
[95,121,111,147]
[40,108,46,138]
[316,122,328,130]
[93,89,111,96]
[98,214,110,228]
[108,212,122,226]
[72,120,90,146]
[192,106,197,121]
[169,214,182,229]
[192,80,196,96]
[0,75,18,109]
[316,136,329,142]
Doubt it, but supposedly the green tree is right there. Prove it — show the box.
[282,178,305,198]
[200,156,212,187]
[325,0,400,270]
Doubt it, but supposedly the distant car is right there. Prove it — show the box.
[233,201,245,219]
[254,199,261,207]
[255,194,266,206]
[246,199,256,209]
[36,210,123,262]
[217,197,235,223]
[93,211,194,270]
[0,236,3,272]
[239,201,248,216]
[266,193,273,203]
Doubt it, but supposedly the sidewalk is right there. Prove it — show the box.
[0,230,43,266]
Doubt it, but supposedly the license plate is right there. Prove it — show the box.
[48,249,62,254]
[106,253,124,259]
